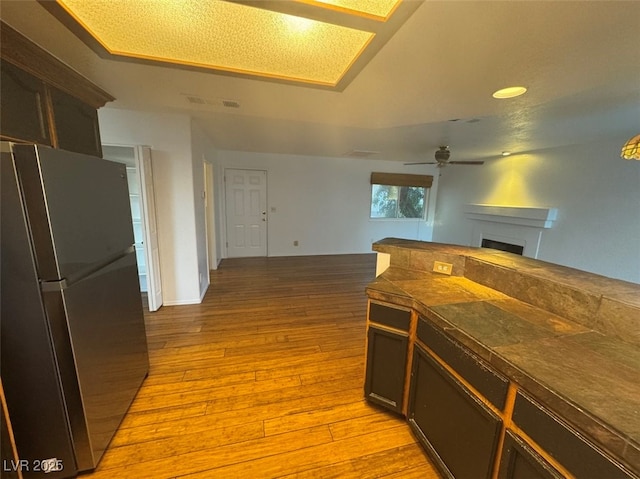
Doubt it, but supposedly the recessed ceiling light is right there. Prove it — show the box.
[492,86,527,99]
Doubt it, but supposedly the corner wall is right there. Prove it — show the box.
[99,108,202,305]
[433,138,640,283]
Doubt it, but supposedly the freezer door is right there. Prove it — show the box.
[11,144,134,282]
[44,251,149,471]
[1,143,78,479]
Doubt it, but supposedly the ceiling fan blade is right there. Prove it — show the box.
[404,161,437,165]
[448,161,485,165]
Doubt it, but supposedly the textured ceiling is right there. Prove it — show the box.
[1,0,639,163]
[311,0,401,19]
[53,0,400,87]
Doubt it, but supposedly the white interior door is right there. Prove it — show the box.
[136,146,163,311]
[224,169,267,257]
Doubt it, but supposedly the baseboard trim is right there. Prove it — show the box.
[163,298,202,306]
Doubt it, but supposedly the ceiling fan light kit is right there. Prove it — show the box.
[405,146,485,167]
[405,87,530,168]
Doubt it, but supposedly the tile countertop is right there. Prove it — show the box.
[366,240,640,475]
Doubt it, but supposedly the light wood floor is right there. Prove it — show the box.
[84,254,440,478]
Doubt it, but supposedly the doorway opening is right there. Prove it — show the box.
[103,145,163,311]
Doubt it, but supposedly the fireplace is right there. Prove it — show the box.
[481,238,524,255]
[465,204,558,259]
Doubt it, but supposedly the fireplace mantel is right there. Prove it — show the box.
[464,204,558,228]
[464,204,558,258]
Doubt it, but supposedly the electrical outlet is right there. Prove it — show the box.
[433,261,453,275]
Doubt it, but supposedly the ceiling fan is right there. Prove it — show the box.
[405,146,485,167]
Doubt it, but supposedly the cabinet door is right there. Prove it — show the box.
[50,86,102,157]
[0,59,50,144]
[364,325,408,413]
[498,430,563,479]
[408,343,502,479]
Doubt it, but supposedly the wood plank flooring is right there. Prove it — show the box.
[83,254,440,478]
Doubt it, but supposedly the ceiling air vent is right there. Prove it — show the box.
[186,95,207,105]
[344,150,379,158]
[182,93,241,108]
[222,99,241,108]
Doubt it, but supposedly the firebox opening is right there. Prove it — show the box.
[481,238,524,255]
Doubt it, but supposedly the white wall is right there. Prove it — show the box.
[99,108,202,305]
[433,138,640,283]
[99,108,639,295]
[216,150,440,257]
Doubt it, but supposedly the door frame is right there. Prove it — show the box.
[204,160,218,269]
[135,146,163,312]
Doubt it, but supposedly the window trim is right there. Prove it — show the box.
[370,172,433,188]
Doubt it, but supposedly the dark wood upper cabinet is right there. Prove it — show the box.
[1,59,50,145]
[50,86,103,157]
[0,21,113,156]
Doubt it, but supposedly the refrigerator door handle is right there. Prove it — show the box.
[41,279,68,292]
[43,245,137,290]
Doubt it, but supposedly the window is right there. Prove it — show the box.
[370,172,433,219]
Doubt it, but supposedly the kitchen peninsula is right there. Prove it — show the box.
[364,238,639,479]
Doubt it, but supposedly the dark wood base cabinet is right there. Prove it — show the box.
[364,306,640,479]
[511,392,635,479]
[364,302,411,414]
[408,343,502,479]
[498,431,563,479]
[364,325,408,413]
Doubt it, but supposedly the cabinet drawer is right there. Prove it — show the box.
[512,392,634,479]
[368,302,411,331]
[418,318,509,410]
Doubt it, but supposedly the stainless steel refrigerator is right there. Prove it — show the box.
[1,142,149,478]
